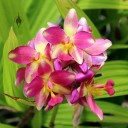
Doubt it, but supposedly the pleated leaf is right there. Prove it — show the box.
[22,0,60,36]
[0,123,16,128]
[77,0,128,10]
[3,28,27,111]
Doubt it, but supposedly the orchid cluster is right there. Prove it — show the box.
[8,8,115,120]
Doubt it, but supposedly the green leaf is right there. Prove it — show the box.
[110,44,128,49]
[0,123,16,128]
[77,0,128,10]
[2,93,35,106]
[2,27,27,111]
[82,100,128,123]
[95,61,128,99]
[43,101,128,127]
[22,0,60,36]
[0,0,31,44]
[55,0,101,38]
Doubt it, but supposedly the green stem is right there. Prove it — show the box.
[49,105,59,128]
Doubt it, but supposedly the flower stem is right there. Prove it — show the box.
[49,105,59,128]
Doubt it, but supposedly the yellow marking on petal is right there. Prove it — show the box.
[104,42,111,47]
[34,52,40,61]
[69,8,76,18]
[68,74,75,79]
[52,83,70,95]
[64,42,73,53]
[70,46,82,64]
[26,62,39,83]
[65,24,76,37]
[88,39,95,44]
[36,42,47,53]
[43,31,49,37]
[36,88,49,110]
[8,53,16,59]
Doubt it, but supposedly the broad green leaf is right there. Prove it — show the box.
[3,28,27,111]
[95,61,128,99]
[0,0,31,44]
[43,100,128,127]
[82,101,128,123]
[0,123,16,128]
[96,101,128,118]
[55,0,101,38]
[22,0,60,36]
[77,0,128,10]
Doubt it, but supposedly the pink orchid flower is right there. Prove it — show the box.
[77,17,112,67]
[24,61,75,110]
[70,79,115,120]
[8,28,50,84]
[43,9,94,64]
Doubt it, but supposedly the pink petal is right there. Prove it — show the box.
[92,53,107,65]
[50,70,75,86]
[8,46,37,64]
[74,31,94,49]
[78,97,87,106]
[64,8,78,36]
[74,61,88,73]
[78,17,89,32]
[105,80,115,96]
[52,84,70,95]
[79,61,88,73]
[35,88,49,110]
[44,44,51,60]
[79,82,86,97]
[15,67,25,86]
[38,60,52,77]
[48,94,63,106]
[86,95,103,120]
[54,59,62,70]
[83,53,92,67]
[25,76,43,97]
[28,39,35,48]
[34,28,48,54]
[70,46,83,64]
[43,26,65,45]
[70,89,79,103]
[75,70,93,82]
[25,61,39,83]
[85,39,112,55]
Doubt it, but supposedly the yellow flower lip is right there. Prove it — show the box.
[64,42,73,53]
